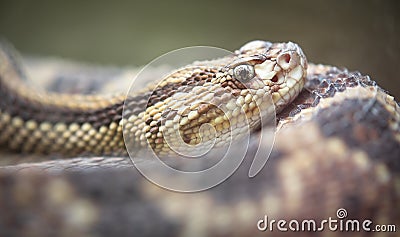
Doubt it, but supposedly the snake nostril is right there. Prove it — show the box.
[271,75,279,83]
[282,53,291,64]
[277,52,294,70]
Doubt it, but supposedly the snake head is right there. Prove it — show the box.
[228,40,308,112]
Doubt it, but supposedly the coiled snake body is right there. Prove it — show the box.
[0,40,399,237]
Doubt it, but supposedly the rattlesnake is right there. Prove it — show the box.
[0,40,399,237]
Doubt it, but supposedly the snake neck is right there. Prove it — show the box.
[0,42,128,156]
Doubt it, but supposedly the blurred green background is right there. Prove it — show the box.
[0,0,399,97]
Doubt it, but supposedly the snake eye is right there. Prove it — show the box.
[233,64,255,82]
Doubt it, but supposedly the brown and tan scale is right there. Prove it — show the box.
[0,40,399,237]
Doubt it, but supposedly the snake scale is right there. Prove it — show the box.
[0,40,399,237]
